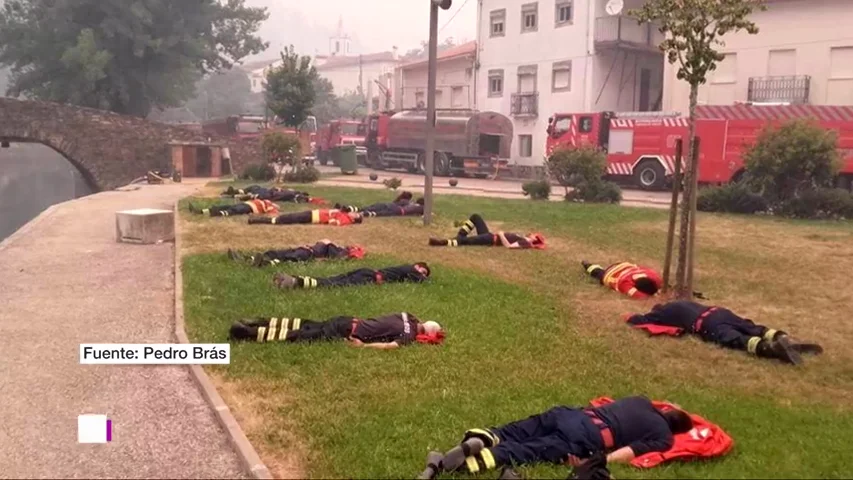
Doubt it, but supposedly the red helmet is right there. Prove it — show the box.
[347,245,366,259]
[529,233,546,249]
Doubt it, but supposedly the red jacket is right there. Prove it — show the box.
[589,397,733,468]
[244,199,279,214]
[602,263,663,299]
[310,209,356,226]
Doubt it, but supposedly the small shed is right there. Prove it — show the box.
[169,141,231,178]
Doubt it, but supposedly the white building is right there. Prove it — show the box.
[477,0,668,165]
[395,41,477,110]
[663,0,853,112]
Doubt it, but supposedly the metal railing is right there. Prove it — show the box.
[747,75,811,104]
[511,92,539,116]
[594,15,664,49]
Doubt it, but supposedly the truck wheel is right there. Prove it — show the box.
[634,160,666,191]
[414,153,425,174]
[434,152,451,176]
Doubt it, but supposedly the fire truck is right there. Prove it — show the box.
[315,119,367,166]
[545,104,853,191]
[365,109,513,177]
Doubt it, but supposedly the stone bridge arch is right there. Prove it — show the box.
[0,98,258,191]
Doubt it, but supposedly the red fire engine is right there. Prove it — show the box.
[316,119,367,165]
[545,104,853,191]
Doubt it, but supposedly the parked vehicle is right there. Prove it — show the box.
[545,104,853,191]
[203,115,318,162]
[366,109,513,177]
[316,119,367,166]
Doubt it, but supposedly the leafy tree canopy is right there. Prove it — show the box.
[0,0,268,117]
[184,67,253,120]
[265,45,317,128]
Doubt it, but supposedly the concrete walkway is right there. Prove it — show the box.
[0,182,247,478]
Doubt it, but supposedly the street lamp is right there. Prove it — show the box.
[423,0,452,226]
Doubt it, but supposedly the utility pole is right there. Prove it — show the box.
[358,54,364,99]
[424,0,452,225]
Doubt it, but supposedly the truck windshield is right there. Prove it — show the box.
[340,123,360,136]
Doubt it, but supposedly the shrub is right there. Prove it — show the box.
[382,177,403,190]
[697,183,769,214]
[282,165,320,184]
[565,180,622,204]
[777,188,853,219]
[522,180,551,200]
[239,163,276,181]
[546,145,607,196]
[744,119,841,203]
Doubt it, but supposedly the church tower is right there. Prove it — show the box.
[329,16,351,57]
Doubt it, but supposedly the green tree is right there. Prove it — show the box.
[745,119,841,203]
[632,0,764,298]
[310,76,339,125]
[337,91,367,119]
[0,0,268,117]
[185,68,252,120]
[265,45,318,128]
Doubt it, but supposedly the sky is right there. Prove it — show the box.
[245,0,477,61]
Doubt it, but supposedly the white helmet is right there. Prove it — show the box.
[422,320,442,335]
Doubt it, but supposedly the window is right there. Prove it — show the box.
[490,9,506,37]
[517,65,537,92]
[712,53,737,84]
[554,116,571,133]
[552,60,572,92]
[579,116,593,133]
[521,3,538,33]
[556,1,573,26]
[827,46,853,104]
[451,86,465,107]
[519,134,533,157]
[488,69,504,97]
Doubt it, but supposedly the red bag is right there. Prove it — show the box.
[589,397,734,468]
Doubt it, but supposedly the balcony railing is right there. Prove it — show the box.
[747,75,811,104]
[594,15,664,51]
[511,92,538,117]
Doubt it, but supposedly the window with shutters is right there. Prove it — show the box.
[490,9,506,37]
[488,69,504,97]
[556,1,573,26]
[552,60,572,92]
[521,3,538,33]
[519,135,533,157]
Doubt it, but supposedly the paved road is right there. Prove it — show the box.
[0,182,247,478]
[314,165,675,208]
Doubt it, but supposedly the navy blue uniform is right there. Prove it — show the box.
[628,301,776,353]
[460,396,672,471]
[230,312,419,345]
[292,264,429,289]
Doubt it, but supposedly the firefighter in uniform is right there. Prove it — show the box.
[228,312,444,349]
[248,209,363,226]
[625,300,824,365]
[188,199,279,217]
[581,260,662,299]
[417,396,693,479]
[364,202,424,217]
[273,262,430,289]
[226,240,366,267]
[334,191,417,213]
[428,214,546,249]
[222,185,315,203]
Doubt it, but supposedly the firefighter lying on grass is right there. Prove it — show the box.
[226,240,365,267]
[221,184,315,203]
[334,190,423,214]
[229,312,444,349]
[273,263,431,290]
[248,208,363,226]
[428,214,546,249]
[417,396,695,479]
[581,260,663,299]
[188,199,279,217]
[624,300,823,365]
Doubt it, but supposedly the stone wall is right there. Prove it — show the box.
[0,98,261,191]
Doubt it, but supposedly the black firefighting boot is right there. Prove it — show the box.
[227,249,254,265]
[188,203,201,214]
[223,186,237,195]
[248,215,273,225]
[252,254,272,268]
[790,342,824,355]
[440,437,485,472]
[754,338,802,365]
[295,194,310,203]
[768,330,823,355]
[273,273,298,289]
[416,451,444,480]
[229,322,256,341]
[428,238,449,246]
[567,452,612,480]
[767,330,805,364]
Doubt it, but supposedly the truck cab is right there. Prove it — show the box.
[545,112,612,156]
[317,119,368,165]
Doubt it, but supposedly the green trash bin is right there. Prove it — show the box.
[337,144,358,175]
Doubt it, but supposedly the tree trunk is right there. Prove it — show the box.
[674,84,699,299]
[661,138,683,293]
[686,137,701,294]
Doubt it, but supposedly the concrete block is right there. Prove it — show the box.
[115,208,175,244]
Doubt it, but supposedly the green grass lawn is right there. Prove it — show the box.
[181,182,853,479]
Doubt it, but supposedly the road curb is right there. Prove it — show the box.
[172,202,273,480]
[0,202,61,252]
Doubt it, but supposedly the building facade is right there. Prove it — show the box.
[663,0,853,112]
[476,0,665,165]
[395,41,478,110]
